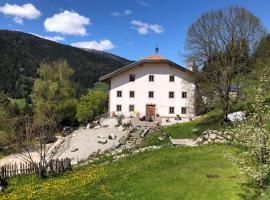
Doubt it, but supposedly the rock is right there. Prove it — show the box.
[92,149,101,157]
[113,141,121,149]
[155,121,161,126]
[209,133,217,140]
[161,132,169,138]
[108,133,116,140]
[71,148,78,152]
[135,138,143,145]
[196,137,203,143]
[129,125,135,133]
[71,160,78,165]
[122,119,132,127]
[97,134,105,139]
[192,128,199,133]
[118,125,126,132]
[158,136,164,141]
[140,128,149,138]
[98,138,107,144]
[119,135,127,145]
[86,123,91,129]
[227,111,246,122]
[94,125,101,130]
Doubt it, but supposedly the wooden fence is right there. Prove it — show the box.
[0,158,72,179]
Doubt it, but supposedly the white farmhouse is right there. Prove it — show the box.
[99,54,195,118]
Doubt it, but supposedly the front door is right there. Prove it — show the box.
[146,105,156,116]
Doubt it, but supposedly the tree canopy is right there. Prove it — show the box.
[186,6,266,121]
[32,60,77,128]
[76,84,108,124]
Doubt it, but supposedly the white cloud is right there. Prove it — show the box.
[111,9,132,17]
[138,0,152,7]
[44,10,90,36]
[71,39,115,51]
[0,3,41,24]
[131,20,164,35]
[31,33,65,42]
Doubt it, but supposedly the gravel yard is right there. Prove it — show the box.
[55,118,125,164]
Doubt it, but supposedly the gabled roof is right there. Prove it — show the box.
[99,54,192,82]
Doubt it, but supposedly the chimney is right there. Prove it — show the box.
[187,61,195,71]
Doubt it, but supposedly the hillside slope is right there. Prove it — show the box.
[0,30,132,98]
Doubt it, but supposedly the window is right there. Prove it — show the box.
[181,107,187,114]
[182,92,187,98]
[169,91,174,98]
[129,74,135,82]
[169,107,175,114]
[129,91,135,98]
[117,91,122,97]
[149,75,154,82]
[129,105,135,112]
[148,91,154,98]
[116,105,122,111]
[169,75,175,82]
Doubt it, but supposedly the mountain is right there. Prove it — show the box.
[0,30,132,98]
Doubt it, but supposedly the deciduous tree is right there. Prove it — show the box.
[186,6,266,121]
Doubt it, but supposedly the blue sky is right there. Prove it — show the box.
[0,0,269,66]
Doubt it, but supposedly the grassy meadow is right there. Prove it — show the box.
[1,145,244,200]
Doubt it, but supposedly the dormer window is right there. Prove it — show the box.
[129,74,135,82]
[169,75,175,82]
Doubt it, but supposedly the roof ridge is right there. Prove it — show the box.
[142,54,167,61]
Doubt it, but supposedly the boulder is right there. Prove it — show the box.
[108,133,117,140]
[98,138,107,144]
[209,133,217,140]
[129,125,135,133]
[122,119,132,127]
[227,111,246,122]
[86,123,91,129]
[140,128,149,138]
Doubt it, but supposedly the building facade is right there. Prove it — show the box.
[99,55,195,118]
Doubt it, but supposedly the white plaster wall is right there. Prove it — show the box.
[109,63,195,118]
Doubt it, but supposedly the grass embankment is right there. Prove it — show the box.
[144,110,224,146]
[166,110,224,139]
[1,145,243,200]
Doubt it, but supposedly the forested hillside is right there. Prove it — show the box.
[0,30,132,98]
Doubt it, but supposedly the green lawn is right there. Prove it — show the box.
[164,110,224,139]
[2,145,244,200]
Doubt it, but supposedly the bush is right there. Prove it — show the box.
[76,90,108,124]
